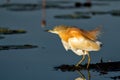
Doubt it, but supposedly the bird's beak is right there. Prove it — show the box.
[45,30,58,34]
[45,30,50,32]
[45,30,53,33]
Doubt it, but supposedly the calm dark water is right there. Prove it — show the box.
[0,0,120,80]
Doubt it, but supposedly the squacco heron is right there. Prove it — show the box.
[47,25,102,69]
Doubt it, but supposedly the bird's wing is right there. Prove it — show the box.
[82,27,101,41]
[61,40,85,56]
[61,40,70,51]
[68,37,101,52]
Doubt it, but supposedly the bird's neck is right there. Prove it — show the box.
[58,32,70,42]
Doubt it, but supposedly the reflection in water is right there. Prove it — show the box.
[54,61,120,79]
[75,77,85,80]
[83,0,92,7]
[41,19,46,27]
[75,70,91,80]
[54,62,120,80]
[41,0,46,27]
[54,65,90,80]
[75,71,86,80]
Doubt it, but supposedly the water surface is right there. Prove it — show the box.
[0,0,120,80]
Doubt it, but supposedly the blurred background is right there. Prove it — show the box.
[0,0,120,80]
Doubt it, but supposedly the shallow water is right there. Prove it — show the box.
[0,0,120,80]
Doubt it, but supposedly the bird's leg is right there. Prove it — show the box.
[76,54,85,66]
[76,70,86,79]
[87,70,91,80]
[87,52,91,69]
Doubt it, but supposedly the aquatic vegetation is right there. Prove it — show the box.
[54,10,118,19]
[0,27,26,35]
[93,0,120,1]
[110,10,120,16]
[75,11,109,16]
[0,3,12,8]
[91,11,109,15]
[54,13,91,19]
[54,9,119,19]
[6,4,40,11]
[0,44,38,50]
[0,3,38,8]
[0,1,109,11]
[110,76,120,80]
[54,61,120,73]
[0,27,38,51]
[0,36,4,39]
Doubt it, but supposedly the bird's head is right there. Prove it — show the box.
[46,25,69,34]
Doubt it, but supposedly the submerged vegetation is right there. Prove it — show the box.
[0,44,38,50]
[0,27,26,34]
[54,10,120,19]
[54,13,91,19]
[0,27,38,50]
[0,1,109,11]
[54,61,120,72]
[54,61,120,79]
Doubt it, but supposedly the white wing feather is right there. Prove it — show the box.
[61,39,84,56]
[68,37,101,55]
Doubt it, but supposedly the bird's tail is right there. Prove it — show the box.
[87,26,102,40]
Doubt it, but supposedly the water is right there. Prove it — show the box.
[0,0,120,80]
